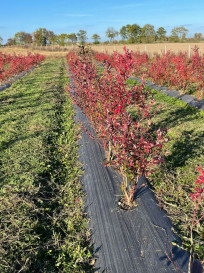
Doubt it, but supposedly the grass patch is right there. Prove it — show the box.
[127,78,204,260]
[0,58,92,272]
[95,63,104,76]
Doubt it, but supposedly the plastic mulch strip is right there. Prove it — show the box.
[129,76,204,111]
[74,103,190,273]
[0,65,38,92]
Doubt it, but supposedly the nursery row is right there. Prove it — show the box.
[0,52,45,83]
[94,46,204,99]
[67,49,203,263]
[67,49,169,208]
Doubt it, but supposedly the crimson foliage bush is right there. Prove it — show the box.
[94,46,204,99]
[0,52,45,83]
[67,48,168,205]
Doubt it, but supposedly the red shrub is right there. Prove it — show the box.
[0,52,45,83]
[67,49,168,206]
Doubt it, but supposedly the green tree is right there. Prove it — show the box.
[49,34,57,45]
[140,24,156,43]
[0,36,3,46]
[91,33,101,44]
[194,33,202,40]
[67,33,77,43]
[156,27,167,41]
[126,24,141,43]
[171,26,189,40]
[120,26,128,41]
[46,31,56,45]
[77,30,87,45]
[24,34,32,45]
[6,38,15,46]
[105,27,118,42]
[57,33,68,46]
[33,28,49,46]
[14,32,26,45]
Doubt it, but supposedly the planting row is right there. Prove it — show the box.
[0,52,45,84]
[67,49,203,267]
[67,49,169,207]
[94,46,204,99]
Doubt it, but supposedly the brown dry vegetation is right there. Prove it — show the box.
[1,42,204,57]
[91,42,204,56]
[0,46,69,57]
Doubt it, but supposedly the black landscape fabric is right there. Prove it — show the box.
[129,76,204,111]
[0,65,37,92]
[74,105,190,273]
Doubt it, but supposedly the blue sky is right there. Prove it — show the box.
[0,0,204,43]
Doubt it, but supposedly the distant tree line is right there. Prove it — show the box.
[1,25,203,47]
[107,25,203,43]
[5,28,79,46]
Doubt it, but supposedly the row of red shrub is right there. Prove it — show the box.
[67,48,168,205]
[0,52,45,83]
[94,46,204,99]
[68,48,203,267]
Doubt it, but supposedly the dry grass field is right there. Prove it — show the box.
[0,46,69,57]
[91,42,204,56]
[1,42,204,57]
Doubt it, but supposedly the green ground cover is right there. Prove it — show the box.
[127,78,204,260]
[0,58,92,272]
